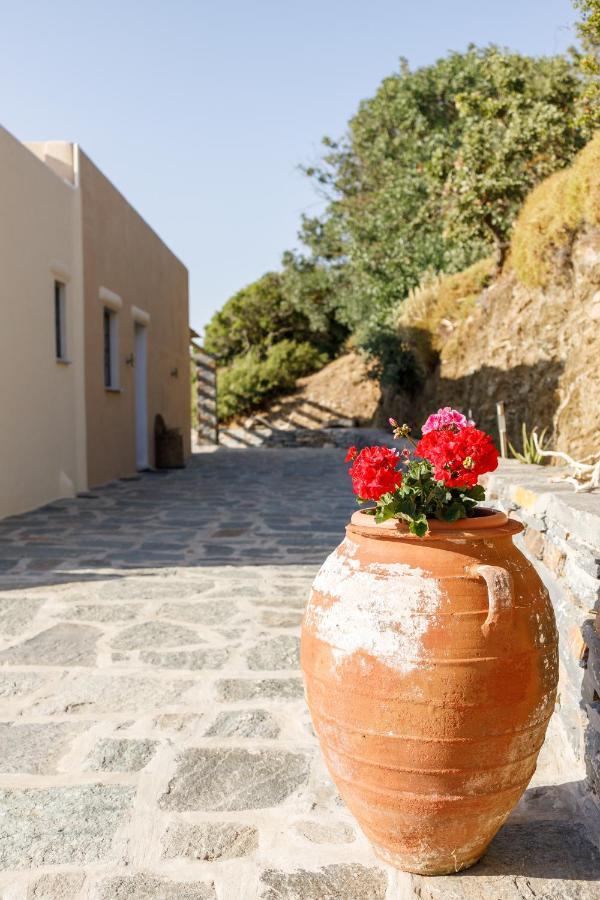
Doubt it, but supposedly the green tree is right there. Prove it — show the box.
[438,50,587,269]
[574,0,600,126]
[204,273,299,364]
[217,340,327,420]
[204,270,345,366]
[300,46,587,330]
[204,269,348,420]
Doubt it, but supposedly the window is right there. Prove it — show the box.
[103,307,119,388]
[54,281,67,361]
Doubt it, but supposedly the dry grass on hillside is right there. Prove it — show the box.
[396,258,493,372]
[511,132,600,287]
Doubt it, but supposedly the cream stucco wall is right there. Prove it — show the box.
[79,151,190,487]
[0,127,87,518]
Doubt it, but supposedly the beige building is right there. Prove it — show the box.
[0,125,190,518]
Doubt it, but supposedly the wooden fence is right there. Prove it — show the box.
[192,346,218,445]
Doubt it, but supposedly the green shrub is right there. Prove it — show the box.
[204,270,346,366]
[217,340,327,421]
[355,321,423,394]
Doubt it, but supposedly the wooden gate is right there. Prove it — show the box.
[192,346,218,445]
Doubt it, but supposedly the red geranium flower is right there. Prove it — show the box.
[416,425,499,488]
[348,446,402,500]
[345,445,358,463]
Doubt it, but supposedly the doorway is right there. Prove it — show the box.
[134,322,149,470]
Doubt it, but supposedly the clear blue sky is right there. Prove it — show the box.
[1,0,578,336]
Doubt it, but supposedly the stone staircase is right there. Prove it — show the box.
[219,422,396,450]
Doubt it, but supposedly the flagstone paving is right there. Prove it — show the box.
[0,448,598,899]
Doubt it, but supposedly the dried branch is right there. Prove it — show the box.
[532,432,600,493]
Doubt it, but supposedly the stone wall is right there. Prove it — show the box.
[381,227,600,461]
[481,460,600,813]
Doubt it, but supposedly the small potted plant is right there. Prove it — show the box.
[301,408,558,875]
[346,407,500,535]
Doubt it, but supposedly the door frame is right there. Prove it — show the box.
[132,308,150,470]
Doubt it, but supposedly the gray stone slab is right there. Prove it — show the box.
[215,678,305,702]
[205,709,280,738]
[64,604,141,622]
[548,492,600,549]
[259,865,387,899]
[159,599,238,626]
[27,872,86,899]
[111,621,201,650]
[93,874,216,899]
[259,609,303,627]
[0,623,101,666]
[567,541,600,578]
[0,784,134,869]
[140,648,228,669]
[0,671,47,700]
[0,597,43,635]
[30,673,195,715]
[251,597,307,610]
[153,713,203,733]
[90,578,215,602]
[210,584,262,599]
[116,555,189,567]
[162,821,259,861]
[294,820,356,844]
[160,748,310,811]
[247,635,300,670]
[0,722,85,774]
[411,822,600,899]
[84,738,158,772]
[0,560,24,574]
[565,557,600,604]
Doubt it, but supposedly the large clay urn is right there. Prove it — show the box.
[301,508,558,875]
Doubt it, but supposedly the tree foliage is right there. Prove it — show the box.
[204,270,346,367]
[574,0,600,126]
[205,272,342,421]
[300,46,587,333]
[216,339,327,421]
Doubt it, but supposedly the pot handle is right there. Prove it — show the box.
[469,564,515,636]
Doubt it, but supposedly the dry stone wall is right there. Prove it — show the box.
[481,461,600,811]
[384,228,600,461]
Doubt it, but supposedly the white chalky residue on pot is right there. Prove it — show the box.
[344,537,359,558]
[306,541,442,674]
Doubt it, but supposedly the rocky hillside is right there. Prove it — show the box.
[387,133,600,458]
[390,228,600,458]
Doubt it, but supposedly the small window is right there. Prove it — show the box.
[103,307,119,388]
[54,281,67,361]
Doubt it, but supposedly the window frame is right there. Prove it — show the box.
[54,280,67,362]
[103,306,119,390]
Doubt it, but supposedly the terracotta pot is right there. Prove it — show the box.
[301,508,558,875]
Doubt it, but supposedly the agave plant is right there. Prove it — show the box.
[509,424,549,465]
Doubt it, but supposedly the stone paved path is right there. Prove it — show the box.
[0,449,598,899]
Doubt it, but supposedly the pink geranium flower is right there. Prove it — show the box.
[421,407,474,435]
